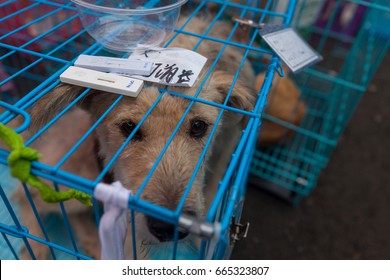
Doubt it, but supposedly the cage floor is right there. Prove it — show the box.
[0,164,21,259]
[0,164,87,260]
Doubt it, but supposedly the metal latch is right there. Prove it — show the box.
[230,218,250,244]
[232,16,265,29]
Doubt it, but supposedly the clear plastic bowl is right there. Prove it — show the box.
[71,0,187,52]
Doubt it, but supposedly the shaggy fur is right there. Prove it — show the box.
[14,16,257,259]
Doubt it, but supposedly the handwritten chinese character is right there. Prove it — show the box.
[142,50,161,58]
[177,69,193,84]
[144,63,162,77]
[155,63,179,83]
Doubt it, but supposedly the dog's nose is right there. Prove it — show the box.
[147,214,192,242]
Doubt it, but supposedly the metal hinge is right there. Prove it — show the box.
[230,218,250,244]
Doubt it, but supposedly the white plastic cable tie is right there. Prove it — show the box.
[94,181,132,260]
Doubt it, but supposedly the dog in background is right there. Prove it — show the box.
[255,70,306,145]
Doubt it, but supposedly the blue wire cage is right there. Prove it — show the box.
[249,0,389,203]
[0,0,297,259]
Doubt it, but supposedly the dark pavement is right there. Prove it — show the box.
[232,53,390,260]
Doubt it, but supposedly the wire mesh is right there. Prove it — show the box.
[250,0,389,201]
[0,0,296,259]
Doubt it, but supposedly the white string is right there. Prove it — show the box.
[94,181,131,260]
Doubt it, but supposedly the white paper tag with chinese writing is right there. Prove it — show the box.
[259,26,322,73]
[126,48,207,87]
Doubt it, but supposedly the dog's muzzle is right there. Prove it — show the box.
[146,214,192,242]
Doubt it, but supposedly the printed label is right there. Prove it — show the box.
[260,27,322,73]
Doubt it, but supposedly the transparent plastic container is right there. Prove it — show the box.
[71,0,187,52]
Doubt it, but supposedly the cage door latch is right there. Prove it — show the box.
[230,218,250,244]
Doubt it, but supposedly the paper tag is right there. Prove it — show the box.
[126,48,207,87]
[259,26,322,73]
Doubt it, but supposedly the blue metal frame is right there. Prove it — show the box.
[250,0,389,202]
[0,0,297,259]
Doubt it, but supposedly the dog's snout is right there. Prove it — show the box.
[147,214,192,242]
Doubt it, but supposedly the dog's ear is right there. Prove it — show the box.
[29,83,90,131]
[29,83,112,132]
[209,70,257,127]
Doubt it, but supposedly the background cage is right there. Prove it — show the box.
[249,0,389,203]
[0,0,297,259]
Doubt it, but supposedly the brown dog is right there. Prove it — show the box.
[14,15,257,259]
[255,71,306,145]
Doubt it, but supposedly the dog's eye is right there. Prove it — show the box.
[189,119,208,139]
[119,121,142,141]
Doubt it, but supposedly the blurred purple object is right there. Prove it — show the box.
[315,0,369,37]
